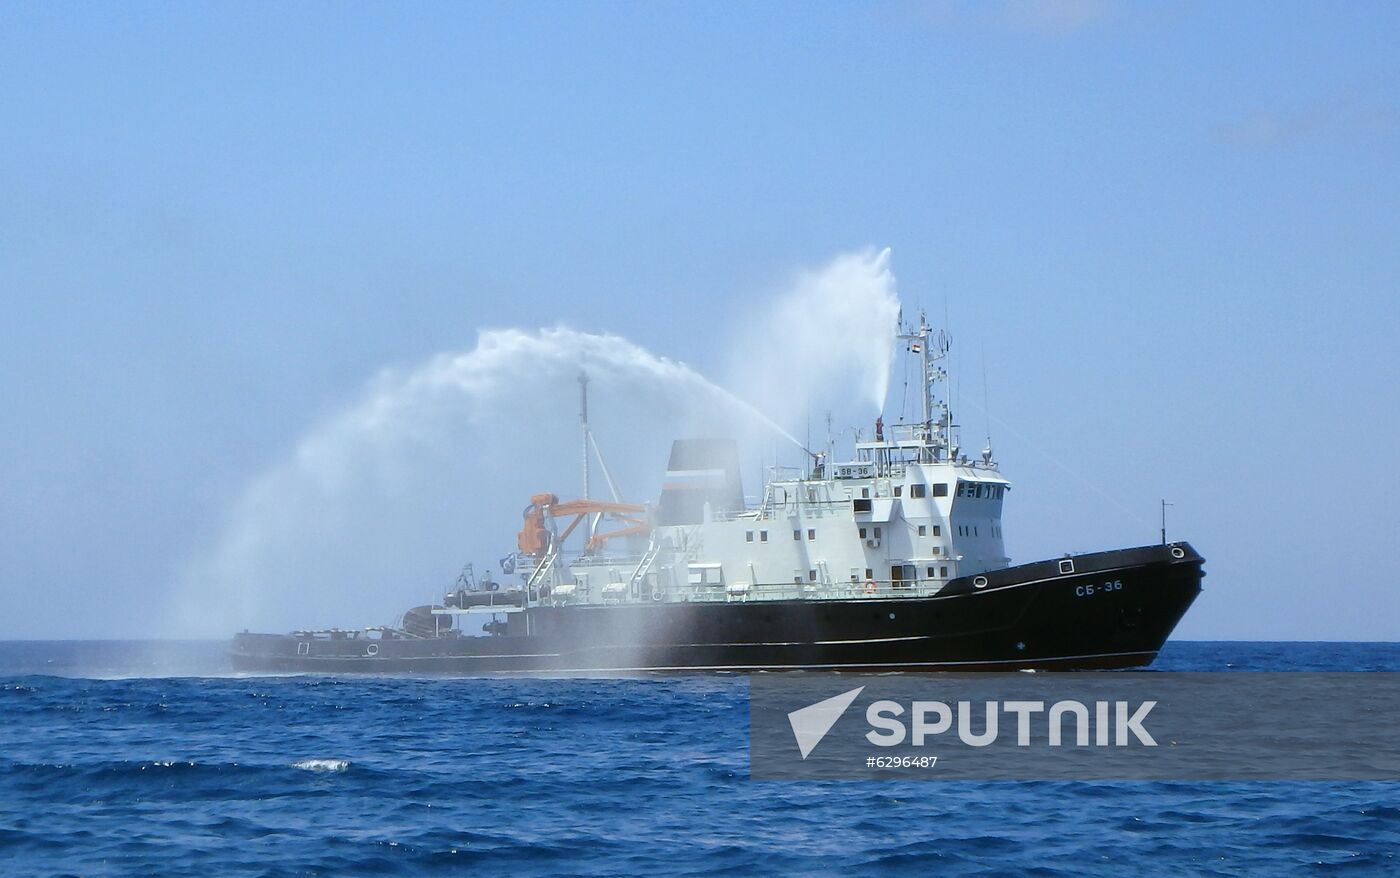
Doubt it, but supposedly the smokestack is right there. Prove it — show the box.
[655,438,745,526]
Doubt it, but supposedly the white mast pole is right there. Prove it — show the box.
[579,371,590,500]
[921,311,932,446]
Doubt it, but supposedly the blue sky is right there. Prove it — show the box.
[3,1,1398,640]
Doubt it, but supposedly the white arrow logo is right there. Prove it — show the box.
[787,686,865,759]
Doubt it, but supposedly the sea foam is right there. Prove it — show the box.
[291,758,349,772]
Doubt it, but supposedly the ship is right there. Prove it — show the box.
[231,314,1203,673]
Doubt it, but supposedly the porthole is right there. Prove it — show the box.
[366,643,379,657]
[973,575,988,589]
[888,613,896,620]
[1058,559,1075,575]
[1170,547,1185,559]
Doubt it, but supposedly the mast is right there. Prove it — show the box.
[896,310,952,462]
[579,371,590,499]
[918,313,930,429]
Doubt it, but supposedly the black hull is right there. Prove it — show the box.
[230,543,1203,674]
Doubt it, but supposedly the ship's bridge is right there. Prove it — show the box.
[824,423,1002,482]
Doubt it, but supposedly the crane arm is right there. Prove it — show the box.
[548,499,645,517]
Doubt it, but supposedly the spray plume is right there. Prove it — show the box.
[176,249,903,636]
[725,246,901,430]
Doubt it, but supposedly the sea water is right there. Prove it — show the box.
[2,641,1397,876]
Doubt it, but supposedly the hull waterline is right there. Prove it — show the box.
[231,543,1203,674]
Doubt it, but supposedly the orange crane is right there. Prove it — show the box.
[517,492,648,557]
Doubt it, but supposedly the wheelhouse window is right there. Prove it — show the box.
[918,525,927,536]
[910,484,927,498]
[760,531,768,542]
[745,531,754,543]
[807,528,816,540]
[853,497,872,513]
[933,483,948,497]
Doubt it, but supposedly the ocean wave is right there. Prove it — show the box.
[292,758,350,772]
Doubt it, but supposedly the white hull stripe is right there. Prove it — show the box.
[256,648,1157,673]
[947,562,1174,599]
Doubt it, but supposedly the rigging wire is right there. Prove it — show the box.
[956,393,1155,529]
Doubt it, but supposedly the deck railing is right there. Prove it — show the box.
[534,578,948,607]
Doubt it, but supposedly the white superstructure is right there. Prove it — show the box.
[523,313,1011,605]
